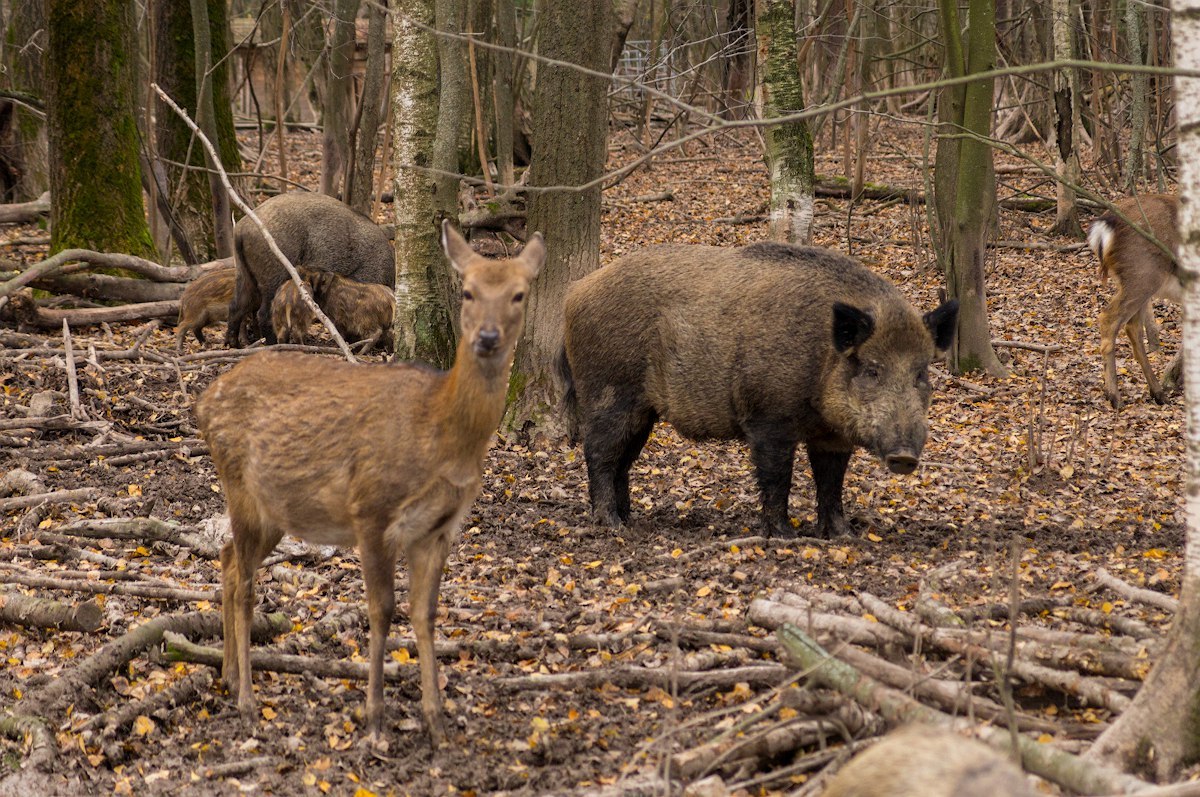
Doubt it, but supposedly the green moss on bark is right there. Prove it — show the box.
[46,0,155,258]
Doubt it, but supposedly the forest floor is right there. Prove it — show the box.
[0,119,1188,796]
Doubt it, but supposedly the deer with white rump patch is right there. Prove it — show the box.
[1087,193,1182,410]
[196,222,544,745]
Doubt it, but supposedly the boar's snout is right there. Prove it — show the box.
[884,449,920,475]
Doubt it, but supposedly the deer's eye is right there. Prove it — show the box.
[462,289,474,301]
[512,291,525,303]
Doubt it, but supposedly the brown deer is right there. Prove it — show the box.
[196,222,544,745]
[1088,193,1182,410]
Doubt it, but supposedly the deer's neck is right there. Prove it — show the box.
[434,341,513,459]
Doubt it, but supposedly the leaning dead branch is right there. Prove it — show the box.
[777,623,1152,796]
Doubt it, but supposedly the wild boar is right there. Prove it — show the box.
[311,271,395,353]
[822,726,1035,797]
[175,265,235,351]
[271,268,320,345]
[560,242,957,539]
[226,192,394,348]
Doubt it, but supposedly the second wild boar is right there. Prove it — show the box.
[311,271,395,353]
[175,264,235,351]
[227,192,394,347]
[560,242,958,539]
[271,269,320,345]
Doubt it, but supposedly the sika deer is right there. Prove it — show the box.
[1087,193,1182,409]
[196,222,543,745]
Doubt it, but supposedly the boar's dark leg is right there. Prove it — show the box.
[747,432,798,538]
[806,445,852,538]
[583,407,655,526]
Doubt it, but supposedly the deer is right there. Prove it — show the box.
[1087,193,1182,410]
[195,221,544,746]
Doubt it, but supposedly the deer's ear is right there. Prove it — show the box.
[519,233,545,279]
[442,220,474,275]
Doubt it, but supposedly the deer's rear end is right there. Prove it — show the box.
[1087,193,1181,409]
[197,222,543,746]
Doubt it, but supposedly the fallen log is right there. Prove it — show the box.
[0,191,50,224]
[0,592,103,632]
[27,300,180,328]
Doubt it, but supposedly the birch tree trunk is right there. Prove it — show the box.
[1084,2,1200,778]
[1049,0,1082,237]
[392,0,456,366]
[933,0,1006,376]
[755,0,815,244]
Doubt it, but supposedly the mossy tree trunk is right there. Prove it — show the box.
[152,0,242,263]
[392,0,457,367]
[754,0,815,244]
[509,0,613,428]
[1,0,49,202]
[932,0,1005,376]
[493,0,517,189]
[1084,5,1200,779]
[47,0,155,259]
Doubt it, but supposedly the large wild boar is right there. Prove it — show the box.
[822,726,1034,797]
[560,242,957,539]
[226,192,394,347]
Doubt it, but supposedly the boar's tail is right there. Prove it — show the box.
[555,345,580,446]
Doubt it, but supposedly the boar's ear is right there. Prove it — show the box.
[832,303,875,353]
[519,232,546,279]
[442,219,475,275]
[923,299,959,353]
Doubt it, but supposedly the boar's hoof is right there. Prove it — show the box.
[592,508,626,528]
[814,515,853,540]
[883,451,919,475]
[763,518,800,540]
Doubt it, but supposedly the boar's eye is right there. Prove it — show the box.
[462,289,475,301]
[860,362,880,381]
[512,291,525,304]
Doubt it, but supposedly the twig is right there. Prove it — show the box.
[1092,567,1179,614]
[62,320,83,419]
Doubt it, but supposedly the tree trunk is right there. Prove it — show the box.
[46,0,155,259]
[755,0,815,244]
[933,0,1005,376]
[152,0,242,263]
[493,0,517,188]
[321,0,360,198]
[347,0,388,215]
[510,0,613,428]
[0,0,49,202]
[1048,0,1082,237]
[1123,0,1149,192]
[1084,4,1200,779]
[189,0,234,258]
[721,0,754,119]
[392,0,457,366]
[434,0,468,221]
